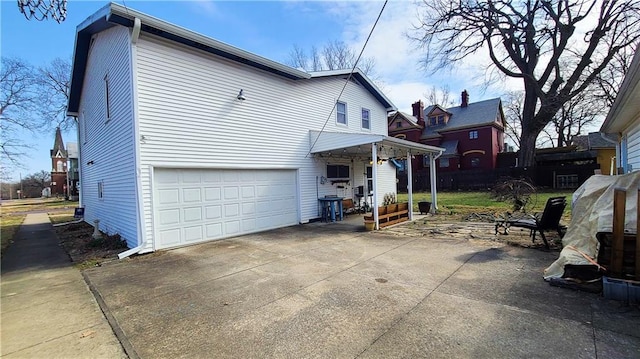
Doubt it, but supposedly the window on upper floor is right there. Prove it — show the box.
[396,121,402,128]
[437,115,444,124]
[361,108,370,129]
[327,164,350,179]
[469,130,478,139]
[336,101,347,125]
[56,160,64,172]
[104,74,111,123]
[429,116,437,126]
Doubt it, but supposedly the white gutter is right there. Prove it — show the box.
[119,17,146,260]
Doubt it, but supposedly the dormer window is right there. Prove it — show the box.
[429,116,437,126]
[396,121,402,128]
[437,115,444,124]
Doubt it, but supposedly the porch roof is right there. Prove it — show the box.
[309,131,444,158]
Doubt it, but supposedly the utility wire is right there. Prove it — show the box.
[306,0,389,158]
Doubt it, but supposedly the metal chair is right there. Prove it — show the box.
[495,196,567,249]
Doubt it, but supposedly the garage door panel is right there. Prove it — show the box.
[154,169,298,249]
[182,188,201,202]
[158,209,180,225]
[183,207,202,222]
[158,189,179,205]
[204,187,221,201]
[205,205,222,219]
[224,187,239,200]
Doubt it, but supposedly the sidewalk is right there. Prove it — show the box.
[1,213,126,358]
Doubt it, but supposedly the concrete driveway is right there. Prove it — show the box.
[84,222,640,358]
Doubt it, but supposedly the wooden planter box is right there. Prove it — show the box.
[364,202,410,229]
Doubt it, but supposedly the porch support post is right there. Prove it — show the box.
[407,150,413,220]
[372,144,379,229]
[430,153,438,212]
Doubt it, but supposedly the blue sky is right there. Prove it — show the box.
[1,0,508,181]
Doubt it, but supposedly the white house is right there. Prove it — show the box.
[67,3,444,255]
[600,48,640,174]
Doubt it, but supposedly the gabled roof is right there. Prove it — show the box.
[421,98,504,139]
[308,69,395,110]
[67,3,396,114]
[388,111,422,128]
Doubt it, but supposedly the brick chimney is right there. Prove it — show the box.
[461,90,469,108]
[411,100,425,127]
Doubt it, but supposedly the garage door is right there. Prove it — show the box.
[154,168,298,249]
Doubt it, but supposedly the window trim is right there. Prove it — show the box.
[98,180,104,200]
[336,101,347,125]
[361,107,370,130]
[104,73,111,123]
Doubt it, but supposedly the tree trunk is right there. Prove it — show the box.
[518,130,540,168]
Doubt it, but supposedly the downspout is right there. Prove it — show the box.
[430,150,443,212]
[119,17,146,259]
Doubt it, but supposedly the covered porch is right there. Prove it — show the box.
[309,131,445,230]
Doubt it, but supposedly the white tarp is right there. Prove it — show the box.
[543,172,640,279]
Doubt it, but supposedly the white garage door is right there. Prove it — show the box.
[154,168,298,249]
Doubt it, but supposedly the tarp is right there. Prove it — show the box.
[543,172,640,280]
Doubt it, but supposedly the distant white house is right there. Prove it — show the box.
[600,48,640,174]
[66,3,443,254]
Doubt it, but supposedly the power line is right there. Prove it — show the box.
[306,0,389,157]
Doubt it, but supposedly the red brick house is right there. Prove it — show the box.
[389,90,505,177]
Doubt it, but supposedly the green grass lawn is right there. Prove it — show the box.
[397,191,573,219]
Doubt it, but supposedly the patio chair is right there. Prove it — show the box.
[495,196,567,249]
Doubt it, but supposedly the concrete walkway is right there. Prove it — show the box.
[1,213,126,358]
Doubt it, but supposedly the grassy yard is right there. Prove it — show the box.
[397,191,574,220]
[1,198,78,256]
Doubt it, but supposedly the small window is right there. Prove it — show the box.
[56,160,64,172]
[327,164,349,178]
[336,102,347,125]
[438,115,444,124]
[361,108,370,129]
[98,180,104,199]
[104,74,111,122]
[396,121,402,128]
[469,130,478,139]
[471,157,480,167]
[430,116,437,126]
[439,158,450,168]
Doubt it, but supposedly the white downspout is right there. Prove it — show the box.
[406,150,413,220]
[430,151,443,212]
[119,17,146,259]
[372,144,379,229]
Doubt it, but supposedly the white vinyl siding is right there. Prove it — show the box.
[134,34,390,251]
[626,124,640,172]
[77,26,138,248]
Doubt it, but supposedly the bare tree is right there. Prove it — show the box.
[21,170,51,198]
[287,40,377,76]
[503,91,524,149]
[592,44,636,107]
[424,85,454,107]
[1,57,38,164]
[549,90,602,147]
[37,57,74,131]
[411,0,640,166]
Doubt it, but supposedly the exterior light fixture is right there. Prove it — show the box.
[237,89,246,101]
